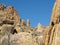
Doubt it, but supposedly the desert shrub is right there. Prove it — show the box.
[0,32,2,35]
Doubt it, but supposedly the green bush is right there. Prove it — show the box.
[36,37,40,45]
[0,32,2,35]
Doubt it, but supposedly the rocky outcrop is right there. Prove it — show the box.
[0,4,21,33]
[43,0,60,45]
[0,24,14,35]
[50,0,60,26]
[0,32,38,45]
[21,20,26,26]
[1,0,60,45]
[0,4,6,10]
[43,25,53,45]
[0,5,20,26]
[0,4,44,45]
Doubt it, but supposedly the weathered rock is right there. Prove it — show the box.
[43,25,53,45]
[48,23,60,45]
[43,0,60,45]
[34,23,44,36]
[27,19,30,26]
[14,25,21,33]
[35,36,43,45]
[0,5,20,26]
[0,4,22,34]
[0,24,14,35]
[37,23,43,31]
[0,32,38,45]
[21,20,26,26]
[0,4,6,10]
[2,2,60,45]
[50,0,60,26]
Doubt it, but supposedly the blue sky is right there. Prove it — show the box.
[0,0,55,27]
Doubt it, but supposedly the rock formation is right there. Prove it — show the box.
[43,0,60,45]
[0,4,43,45]
[21,19,26,26]
[0,32,38,45]
[50,0,60,26]
[27,19,30,26]
[0,4,6,10]
[1,0,60,45]
[0,4,22,34]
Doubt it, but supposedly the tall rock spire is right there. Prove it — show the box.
[37,23,42,30]
[27,19,30,26]
[50,0,60,26]
[43,0,60,45]
[21,19,26,26]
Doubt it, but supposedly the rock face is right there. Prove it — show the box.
[0,32,38,45]
[43,0,60,45]
[0,24,14,34]
[50,0,60,45]
[1,0,60,45]
[0,4,44,45]
[21,20,26,26]
[0,5,20,26]
[0,4,21,33]
[50,0,60,26]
